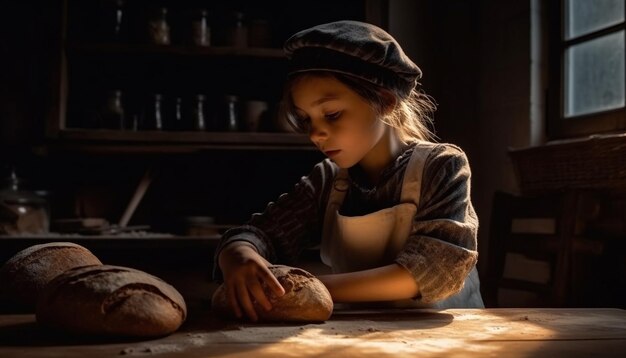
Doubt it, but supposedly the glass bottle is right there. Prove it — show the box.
[148,7,170,45]
[192,9,210,47]
[190,94,206,131]
[99,0,126,42]
[101,90,125,129]
[171,96,184,130]
[221,95,240,131]
[143,94,164,130]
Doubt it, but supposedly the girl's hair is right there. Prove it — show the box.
[280,71,438,143]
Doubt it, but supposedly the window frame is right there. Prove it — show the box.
[547,0,626,139]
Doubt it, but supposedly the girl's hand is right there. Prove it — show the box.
[217,242,285,321]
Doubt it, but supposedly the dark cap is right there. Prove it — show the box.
[284,20,422,98]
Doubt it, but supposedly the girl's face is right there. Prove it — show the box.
[291,75,387,168]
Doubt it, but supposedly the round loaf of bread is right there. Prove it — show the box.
[36,265,187,337]
[0,242,103,309]
[212,265,333,322]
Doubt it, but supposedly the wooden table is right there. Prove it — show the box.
[0,308,624,357]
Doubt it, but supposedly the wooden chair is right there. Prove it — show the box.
[482,190,604,308]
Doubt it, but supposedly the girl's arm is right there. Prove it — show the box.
[212,160,336,282]
[394,145,479,303]
[318,264,420,302]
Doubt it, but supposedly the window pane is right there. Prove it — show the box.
[566,0,624,39]
[564,31,625,117]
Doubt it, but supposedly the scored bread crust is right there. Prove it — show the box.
[0,242,103,308]
[212,265,333,322]
[36,265,187,337]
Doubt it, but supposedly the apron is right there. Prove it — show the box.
[320,142,484,309]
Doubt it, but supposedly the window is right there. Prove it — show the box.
[548,0,626,139]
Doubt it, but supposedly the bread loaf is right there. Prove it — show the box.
[36,265,187,337]
[0,242,102,309]
[212,265,333,322]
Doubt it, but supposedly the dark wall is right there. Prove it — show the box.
[0,1,57,168]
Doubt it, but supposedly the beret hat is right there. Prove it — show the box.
[284,20,422,98]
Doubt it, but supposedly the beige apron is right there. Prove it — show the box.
[320,142,484,308]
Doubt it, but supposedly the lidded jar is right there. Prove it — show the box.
[0,169,49,235]
[147,6,170,45]
[101,89,125,129]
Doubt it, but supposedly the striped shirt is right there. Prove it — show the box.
[212,142,479,303]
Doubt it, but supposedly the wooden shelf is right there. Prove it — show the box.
[0,234,222,264]
[45,129,314,153]
[67,42,286,59]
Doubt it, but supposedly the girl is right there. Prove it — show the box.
[213,20,484,321]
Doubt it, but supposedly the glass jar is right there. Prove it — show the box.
[248,18,271,47]
[242,100,268,132]
[192,9,210,47]
[148,7,170,45]
[100,89,125,129]
[227,12,247,47]
[142,93,165,130]
[0,170,49,235]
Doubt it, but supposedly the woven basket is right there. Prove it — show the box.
[509,133,626,195]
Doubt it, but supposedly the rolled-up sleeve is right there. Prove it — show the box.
[212,159,336,282]
[395,145,479,303]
